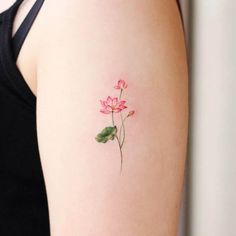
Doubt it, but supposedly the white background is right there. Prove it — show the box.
[178,0,236,235]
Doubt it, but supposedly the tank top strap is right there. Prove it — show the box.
[12,0,45,61]
[0,0,23,19]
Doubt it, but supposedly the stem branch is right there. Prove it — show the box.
[115,135,123,174]
[120,116,128,148]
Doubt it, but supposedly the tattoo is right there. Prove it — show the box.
[95,79,135,174]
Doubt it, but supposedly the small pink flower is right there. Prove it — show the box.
[114,79,128,90]
[100,96,127,114]
[127,110,135,117]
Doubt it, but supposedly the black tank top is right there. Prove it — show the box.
[0,0,50,235]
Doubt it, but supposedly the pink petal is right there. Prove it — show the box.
[100,109,111,114]
[114,108,122,113]
[112,97,118,106]
[118,100,126,106]
[115,106,127,112]
[106,105,113,112]
[118,79,123,86]
[118,79,128,89]
[100,100,107,107]
[107,96,113,106]
[128,110,135,117]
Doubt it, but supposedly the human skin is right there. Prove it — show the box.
[9,0,188,235]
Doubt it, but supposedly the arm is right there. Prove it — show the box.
[37,0,188,235]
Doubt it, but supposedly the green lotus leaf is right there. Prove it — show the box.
[95,126,117,143]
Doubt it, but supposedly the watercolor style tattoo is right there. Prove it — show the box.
[95,79,135,173]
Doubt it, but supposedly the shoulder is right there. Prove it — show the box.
[38,0,176,43]
[40,0,174,28]
[36,0,181,67]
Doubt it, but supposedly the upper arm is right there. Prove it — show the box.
[37,0,188,235]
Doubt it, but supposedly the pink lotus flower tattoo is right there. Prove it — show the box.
[95,79,135,174]
[100,96,127,114]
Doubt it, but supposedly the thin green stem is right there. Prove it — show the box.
[119,89,123,100]
[112,110,123,173]
[111,111,115,126]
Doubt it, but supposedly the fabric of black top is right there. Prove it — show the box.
[0,0,50,235]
